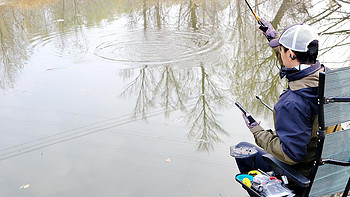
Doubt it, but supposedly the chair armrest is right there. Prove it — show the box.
[322,159,350,166]
[262,153,310,188]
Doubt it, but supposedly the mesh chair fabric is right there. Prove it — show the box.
[324,67,350,127]
[309,129,350,196]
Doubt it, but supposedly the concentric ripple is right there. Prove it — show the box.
[27,22,227,66]
[29,29,89,62]
[93,28,224,65]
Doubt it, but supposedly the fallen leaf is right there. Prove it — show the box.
[172,116,185,123]
[19,184,30,189]
[165,158,171,164]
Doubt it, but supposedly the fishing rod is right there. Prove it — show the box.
[235,101,256,124]
[244,0,271,41]
[256,96,273,112]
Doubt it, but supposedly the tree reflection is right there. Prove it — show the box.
[186,64,229,152]
[53,0,89,59]
[228,0,286,120]
[120,65,156,120]
[0,6,28,89]
[11,0,59,10]
[305,0,350,65]
[153,66,187,117]
[119,0,233,152]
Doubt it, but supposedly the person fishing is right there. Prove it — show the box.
[235,20,326,178]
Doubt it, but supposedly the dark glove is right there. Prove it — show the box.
[259,18,278,40]
[242,113,259,129]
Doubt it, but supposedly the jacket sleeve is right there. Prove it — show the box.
[250,125,298,165]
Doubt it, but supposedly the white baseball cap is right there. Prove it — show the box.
[269,24,318,52]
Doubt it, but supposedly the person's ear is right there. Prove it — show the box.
[290,54,296,60]
[289,50,296,60]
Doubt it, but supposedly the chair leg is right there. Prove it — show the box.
[342,177,350,197]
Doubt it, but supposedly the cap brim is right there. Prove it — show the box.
[269,38,280,48]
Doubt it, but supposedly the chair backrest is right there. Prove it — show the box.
[308,67,350,197]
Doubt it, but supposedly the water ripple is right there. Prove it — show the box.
[28,29,89,62]
[93,28,225,65]
[27,24,227,66]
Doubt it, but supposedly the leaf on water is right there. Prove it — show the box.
[165,158,171,164]
[172,116,185,123]
[197,139,210,144]
[19,184,30,189]
[46,67,67,71]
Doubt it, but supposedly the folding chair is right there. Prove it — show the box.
[235,67,350,196]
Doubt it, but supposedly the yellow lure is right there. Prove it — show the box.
[248,170,261,176]
[242,178,252,188]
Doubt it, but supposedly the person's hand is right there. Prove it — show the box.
[242,113,259,129]
[259,18,278,40]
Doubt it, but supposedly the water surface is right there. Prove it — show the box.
[1,0,350,196]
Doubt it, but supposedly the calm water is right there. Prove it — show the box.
[1,0,350,196]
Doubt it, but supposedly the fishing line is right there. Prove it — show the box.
[0,113,132,153]
[0,111,164,161]
[0,96,200,155]
[0,101,197,161]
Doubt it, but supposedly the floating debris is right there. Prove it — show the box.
[22,90,30,95]
[165,158,171,163]
[172,116,185,123]
[46,67,67,71]
[197,139,210,144]
[19,184,30,189]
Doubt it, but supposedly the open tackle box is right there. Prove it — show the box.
[235,169,294,197]
[231,144,294,196]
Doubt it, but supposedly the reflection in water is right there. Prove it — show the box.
[10,0,59,10]
[186,64,229,152]
[1,0,350,153]
[94,29,222,64]
[0,5,28,89]
[120,65,156,120]
[306,1,350,64]
[118,0,234,152]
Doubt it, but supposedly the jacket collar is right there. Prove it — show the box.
[281,61,322,82]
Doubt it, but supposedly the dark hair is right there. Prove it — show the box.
[281,40,319,64]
